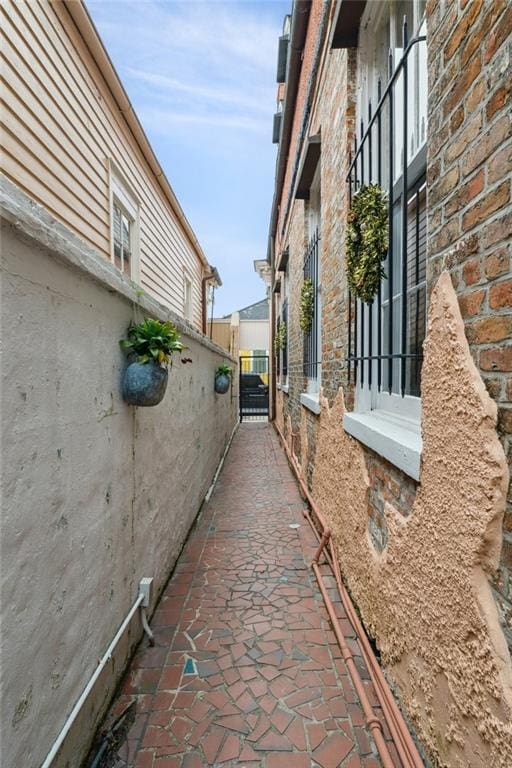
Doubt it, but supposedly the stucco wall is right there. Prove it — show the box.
[310,273,511,768]
[0,179,238,768]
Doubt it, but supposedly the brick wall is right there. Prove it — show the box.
[426,0,512,647]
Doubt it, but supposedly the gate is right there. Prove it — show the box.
[239,355,269,421]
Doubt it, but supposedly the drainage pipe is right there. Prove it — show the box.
[273,421,424,768]
[41,593,144,768]
[312,561,395,768]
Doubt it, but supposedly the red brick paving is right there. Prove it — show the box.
[100,424,399,767]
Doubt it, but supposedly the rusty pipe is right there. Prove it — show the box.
[312,561,395,768]
[273,421,424,768]
[328,537,423,768]
[312,529,331,564]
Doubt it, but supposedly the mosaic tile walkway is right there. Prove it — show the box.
[101,423,399,767]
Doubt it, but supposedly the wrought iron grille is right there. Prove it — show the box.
[303,229,320,380]
[282,298,288,377]
[346,21,427,398]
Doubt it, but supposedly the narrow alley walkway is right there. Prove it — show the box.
[102,424,399,768]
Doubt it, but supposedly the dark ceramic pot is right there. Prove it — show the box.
[214,373,231,394]
[122,361,168,406]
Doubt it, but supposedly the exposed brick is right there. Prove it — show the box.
[466,77,486,114]
[484,5,512,64]
[482,213,512,249]
[485,250,511,279]
[499,407,512,435]
[429,165,460,206]
[487,82,511,121]
[484,377,503,399]
[506,377,512,401]
[462,181,510,232]
[487,143,512,186]
[462,115,511,177]
[480,346,512,372]
[444,112,482,165]
[442,53,482,118]
[458,289,485,318]
[489,280,512,310]
[445,168,485,216]
[443,0,484,63]
[467,316,512,345]
[462,0,508,67]
[462,258,481,286]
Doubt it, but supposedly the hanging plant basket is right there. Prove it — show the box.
[215,364,232,394]
[119,317,188,407]
[346,184,388,303]
[300,278,314,333]
[274,322,286,356]
[122,360,168,406]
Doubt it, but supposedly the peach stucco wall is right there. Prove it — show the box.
[284,272,511,767]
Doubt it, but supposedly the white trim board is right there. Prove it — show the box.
[343,409,422,480]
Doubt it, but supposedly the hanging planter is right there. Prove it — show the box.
[300,278,314,333]
[119,317,188,406]
[215,364,232,394]
[274,322,286,356]
[346,184,388,303]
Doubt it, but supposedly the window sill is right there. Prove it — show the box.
[277,382,289,394]
[343,409,422,481]
[300,392,321,415]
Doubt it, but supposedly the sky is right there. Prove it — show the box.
[87,0,290,316]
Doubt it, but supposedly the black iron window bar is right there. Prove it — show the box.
[276,315,281,377]
[303,228,320,380]
[346,20,427,398]
[282,297,288,377]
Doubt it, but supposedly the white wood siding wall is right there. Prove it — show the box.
[0,0,204,327]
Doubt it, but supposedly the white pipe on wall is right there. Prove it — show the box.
[40,592,144,768]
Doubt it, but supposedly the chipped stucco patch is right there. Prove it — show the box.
[309,272,511,767]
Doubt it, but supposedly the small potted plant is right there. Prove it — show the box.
[215,363,232,394]
[119,317,185,406]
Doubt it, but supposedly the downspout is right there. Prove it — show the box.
[201,267,222,335]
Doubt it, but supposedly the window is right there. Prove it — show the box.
[344,1,427,479]
[302,164,321,404]
[112,203,132,276]
[183,272,193,321]
[276,265,289,388]
[109,168,139,280]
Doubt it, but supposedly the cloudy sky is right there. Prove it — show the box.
[88,0,290,316]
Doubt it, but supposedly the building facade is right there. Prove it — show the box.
[1,0,219,329]
[269,1,512,766]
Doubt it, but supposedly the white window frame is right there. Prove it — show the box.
[183,270,193,322]
[343,0,427,479]
[278,270,289,391]
[108,164,140,282]
[301,163,322,415]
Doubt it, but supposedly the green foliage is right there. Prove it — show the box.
[346,184,388,303]
[274,322,287,355]
[120,317,184,366]
[300,278,314,333]
[216,364,232,377]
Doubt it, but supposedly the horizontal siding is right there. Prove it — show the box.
[0,0,204,327]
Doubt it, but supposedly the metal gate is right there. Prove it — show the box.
[239,355,269,421]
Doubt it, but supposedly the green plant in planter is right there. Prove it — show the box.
[300,278,314,333]
[216,364,233,377]
[120,317,184,367]
[274,322,287,355]
[346,184,388,303]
